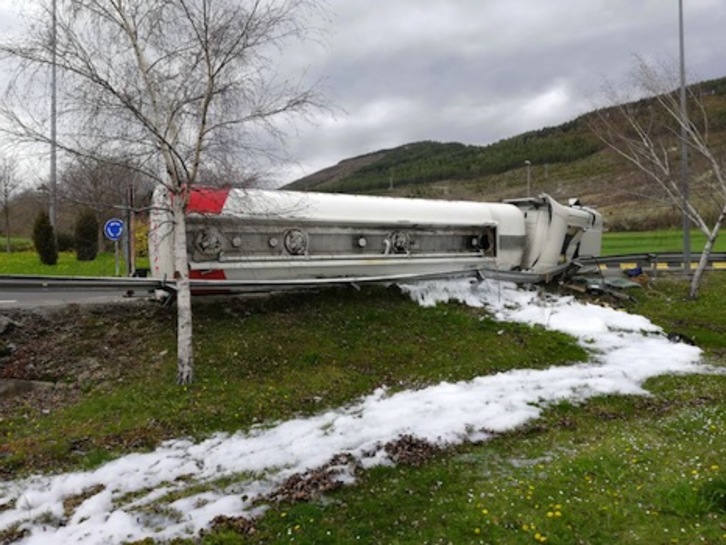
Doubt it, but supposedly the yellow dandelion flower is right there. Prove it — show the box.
[546,512,554,518]
[482,508,488,515]
[474,527,481,535]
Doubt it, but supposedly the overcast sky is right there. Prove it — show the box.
[276,0,726,183]
[1,0,724,185]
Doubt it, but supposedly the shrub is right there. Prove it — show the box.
[74,209,99,261]
[32,211,58,265]
[134,220,149,258]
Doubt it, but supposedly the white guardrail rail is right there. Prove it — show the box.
[0,252,724,294]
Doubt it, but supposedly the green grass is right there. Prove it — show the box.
[0,237,34,252]
[0,250,146,276]
[601,229,726,256]
[194,277,726,545]
[622,273,726,357]
[238,376,725,545]
[0,287,587,476]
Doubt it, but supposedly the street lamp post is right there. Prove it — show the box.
[525,160,531,197]
[679,0,690,276]
[50,0,57,230]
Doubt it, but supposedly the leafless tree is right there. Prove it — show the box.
[1,0,326,383]
[59,156,154,248]
[60,158,134,212]
[591,58,726,298]
[0,157,23,252]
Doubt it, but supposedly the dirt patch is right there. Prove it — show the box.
[0,301,172,418]
[384,434,443,467]
[269,453,360,504]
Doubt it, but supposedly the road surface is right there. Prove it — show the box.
[0,288,147,309]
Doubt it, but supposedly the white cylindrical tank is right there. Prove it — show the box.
[150,186,528,281]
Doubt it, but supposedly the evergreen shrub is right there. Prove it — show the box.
[32,211,58,265]
[75,209,98,261]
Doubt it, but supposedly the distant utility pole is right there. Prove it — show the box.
[679,0,690,276]
[50,0,58,229]
[525,160,531,197]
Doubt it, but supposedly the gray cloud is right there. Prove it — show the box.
[279,0,726,182]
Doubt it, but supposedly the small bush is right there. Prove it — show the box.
[32,211,58,265]
[134,220,149,258]
[75,210,98,261]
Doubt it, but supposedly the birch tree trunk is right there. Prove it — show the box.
[172,191,194,385]
[689,207,725,299]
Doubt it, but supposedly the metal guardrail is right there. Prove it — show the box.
[0,275,166,291]
[0,269,559,293]
[577,252,726,271]
[0,252,723,294]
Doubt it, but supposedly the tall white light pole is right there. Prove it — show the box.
[679,0,690,275]
[525,160,531,197]
[50,0,58,229]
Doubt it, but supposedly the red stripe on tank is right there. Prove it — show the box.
[186,187,230,214]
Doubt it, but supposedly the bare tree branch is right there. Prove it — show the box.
[589,58,726,298]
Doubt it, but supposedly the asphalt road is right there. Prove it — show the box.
[0,288,147,309]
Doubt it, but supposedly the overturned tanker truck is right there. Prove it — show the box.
[149,186,602,287]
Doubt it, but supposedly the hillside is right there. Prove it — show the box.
[286,77,726,231]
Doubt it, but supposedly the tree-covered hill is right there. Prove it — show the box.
[286,121,601,194]
[284,77,726,231]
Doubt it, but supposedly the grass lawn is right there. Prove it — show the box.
[0,272,724,544]
[206,276,726,545]
[601,229,726,256]
[0,287,588,476]
[241,376,724,545]
[0,250,145,276]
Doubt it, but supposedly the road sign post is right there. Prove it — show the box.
[104,219,124,277]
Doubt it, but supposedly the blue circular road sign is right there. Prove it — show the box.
[104,218,125,241]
